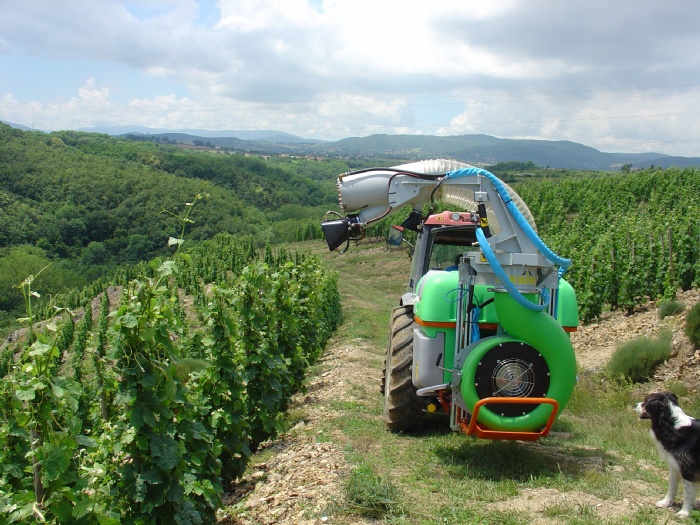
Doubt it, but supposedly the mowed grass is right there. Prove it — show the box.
[294,239,696,524]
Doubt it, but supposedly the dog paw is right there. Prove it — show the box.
[657,498,674,508]
[677,509,691,518]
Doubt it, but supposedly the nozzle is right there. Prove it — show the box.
[321,218,350,251]
[321,214,365,251]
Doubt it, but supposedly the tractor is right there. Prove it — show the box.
[321,159,578,440]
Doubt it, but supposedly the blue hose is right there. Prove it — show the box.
[445,167,572,273]
[476,227,547,312]
[444,166,570,312]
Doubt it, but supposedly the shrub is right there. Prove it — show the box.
[658,299,686,320]
[686,303,700,349]
[606,330,672,383]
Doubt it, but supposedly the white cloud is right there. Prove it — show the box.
[1,0,700,155]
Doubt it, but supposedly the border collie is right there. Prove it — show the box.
[636,391,700,517]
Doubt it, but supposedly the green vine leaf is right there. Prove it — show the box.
[150,434,180,471]
[15,387,36,401]
[38,443,71,481]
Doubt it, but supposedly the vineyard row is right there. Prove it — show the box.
[0,239,341,524]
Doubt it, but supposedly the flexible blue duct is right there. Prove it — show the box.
[445,167,572,272]
[476,227,547,312]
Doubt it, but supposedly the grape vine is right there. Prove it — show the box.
[0,236,341,524]
[516,166,700,322]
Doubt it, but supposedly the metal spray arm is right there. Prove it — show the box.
[321,159,541,258]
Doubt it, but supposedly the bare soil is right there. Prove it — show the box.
[218,338,380,525]
[218,288,700,524]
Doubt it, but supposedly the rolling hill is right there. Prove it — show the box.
[101,127,700,170]
[4,119,700,170]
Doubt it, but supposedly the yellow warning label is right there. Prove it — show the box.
[509,275,537,286]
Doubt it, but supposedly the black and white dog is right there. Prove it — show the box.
[636,391,700,517]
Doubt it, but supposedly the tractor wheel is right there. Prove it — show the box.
[383,305,424,431]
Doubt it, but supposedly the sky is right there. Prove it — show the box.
[2,0,700,156]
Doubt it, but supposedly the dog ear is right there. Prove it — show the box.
[665,391,680,405]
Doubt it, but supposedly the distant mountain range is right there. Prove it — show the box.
[80,125,320,145]
[3,120,699,171]
[311,134,698,171]
[1,120,33,132]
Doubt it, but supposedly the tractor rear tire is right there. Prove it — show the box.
[383,305,424,431]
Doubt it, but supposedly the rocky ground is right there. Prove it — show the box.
[218,289,700,524]
[573,289,700,391]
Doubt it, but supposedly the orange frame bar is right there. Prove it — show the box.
[414,316,501,331]
[459,397,560,441]
[414,316,455,329]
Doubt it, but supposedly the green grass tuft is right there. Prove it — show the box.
[686,302,700,349]
[658,299,686,320]
[343,462,403,518]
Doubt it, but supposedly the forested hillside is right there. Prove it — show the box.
[0,123,350,327]
[0,124,337,258]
